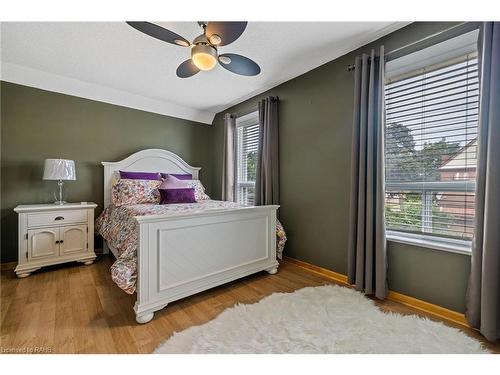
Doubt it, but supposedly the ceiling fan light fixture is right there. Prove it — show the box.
[193,34,209,45]
[174,39,190,47]
[191,44,218,71]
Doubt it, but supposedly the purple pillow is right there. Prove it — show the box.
[119,170,161,180]
[160,173,192,180]
[160,188,196,204]
[159,174,188,189]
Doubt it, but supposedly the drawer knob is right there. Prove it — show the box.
[54,216,65,221]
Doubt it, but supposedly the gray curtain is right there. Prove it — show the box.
[465,22,500,342]
[255,96,279,206]
[221,113,236,202]
[347,47,387,299]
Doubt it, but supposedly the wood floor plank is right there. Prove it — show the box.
[1,255,498,353]
[12,302,42,349]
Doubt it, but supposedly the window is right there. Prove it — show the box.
[235,111,260,205]
[384,42,478,250]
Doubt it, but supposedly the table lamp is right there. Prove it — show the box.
[43,159,76,205]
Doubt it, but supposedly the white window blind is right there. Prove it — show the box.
[235,112,260,205]
[385,53,478,241]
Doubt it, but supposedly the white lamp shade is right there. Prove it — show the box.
[43,159,76,180]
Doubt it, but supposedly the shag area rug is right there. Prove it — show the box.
[154,285,487,354]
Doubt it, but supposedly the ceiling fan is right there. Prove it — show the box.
[126,21,261,78]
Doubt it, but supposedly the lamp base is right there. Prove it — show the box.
[53,180,67,205]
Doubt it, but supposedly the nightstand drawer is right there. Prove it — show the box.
[27,210,88,227]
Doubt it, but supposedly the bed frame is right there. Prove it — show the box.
[101,149,279,323]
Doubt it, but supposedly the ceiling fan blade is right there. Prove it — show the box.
[126,21,190,47]
[218,54,261,76]
[205,22,247,46]
[176,59,200,78]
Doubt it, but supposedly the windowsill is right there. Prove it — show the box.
[386,230,472,256]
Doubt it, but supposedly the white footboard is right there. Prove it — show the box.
[133,205,279,323]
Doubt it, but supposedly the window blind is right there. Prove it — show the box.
[235,121,260,205]
[385,54,478,240]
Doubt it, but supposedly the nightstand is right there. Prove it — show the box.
[14,202,98,278]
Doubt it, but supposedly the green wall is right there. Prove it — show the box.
[1,82,213,263]
[211,22,471,312]
[387,242,470,311]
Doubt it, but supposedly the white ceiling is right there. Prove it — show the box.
[1,22,408,124]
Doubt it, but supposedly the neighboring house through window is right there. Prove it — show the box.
[384,30,479,252]
[235,111,260,205]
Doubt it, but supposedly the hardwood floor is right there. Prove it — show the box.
[1,255,499,354]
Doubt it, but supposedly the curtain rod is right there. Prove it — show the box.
[231,95,280,117]
[346,22,480,71]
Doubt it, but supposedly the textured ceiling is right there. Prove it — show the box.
[1,22,408,123]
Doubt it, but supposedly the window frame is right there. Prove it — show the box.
[234,110,260,206]
[386,231,472,255]
[384,47,478,255]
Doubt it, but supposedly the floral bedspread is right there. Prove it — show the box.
[95,200,287,294]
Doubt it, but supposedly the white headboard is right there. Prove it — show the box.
[101,149,201,208]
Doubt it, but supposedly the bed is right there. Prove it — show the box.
[97,149,279,324]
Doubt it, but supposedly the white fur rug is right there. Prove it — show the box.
[154,285,487,354]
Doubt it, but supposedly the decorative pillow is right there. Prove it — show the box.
[160,173,193,180]
[159,174,189,189]
[159,188,196,204]
[186,179,210,201]
[119,170,161,180]
[159,175,209,202]
[111,179,161,206]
